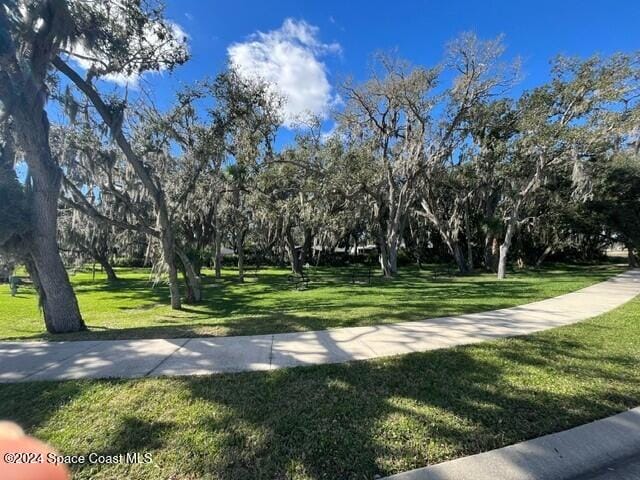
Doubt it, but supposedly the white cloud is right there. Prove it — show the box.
[228,18,341,127]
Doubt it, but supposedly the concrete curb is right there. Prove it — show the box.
[383,407,640,480]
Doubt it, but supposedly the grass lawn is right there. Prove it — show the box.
[0,293,638,479]
[0,263,625,341]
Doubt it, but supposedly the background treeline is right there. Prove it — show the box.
[1,1,639,333]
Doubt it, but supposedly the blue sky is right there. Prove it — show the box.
[91,1,640,139]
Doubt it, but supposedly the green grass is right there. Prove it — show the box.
[0,293,638,479]
[0,263,624,341]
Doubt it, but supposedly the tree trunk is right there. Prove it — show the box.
[5,65,86,333]
[441,234,468,274]
[315,244,323,267]
[422,205,468,274]
[377,209,403,277]
[535,246,554,268]
[484,233,498,272]
[452,242,468,274]
[213,203,222,279]
[497,244,509,280]
[497,201,521,280]
[96,255,118,282]
[300,227,313,266]
[55,57,182,309]
[160,231,181,309]
[464,202,474,272]
[214,226,222,280]
[490,238,500,271]
[237,231,245,283]
[379,239,398,278]
[379,246,391,277]
[497,222,516,280]
[285,226,302,275]
[23,133,85,333]
[177,249,202,303]
[25,227,86,334]
[378,229,391,278]
[388,243,398,275]
[466,239,474,272]
[628,246,639,268]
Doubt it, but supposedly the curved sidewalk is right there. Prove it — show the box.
[1,270,639,383]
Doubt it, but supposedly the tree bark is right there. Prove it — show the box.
[464,202,474,272]
[451,242,468,274]
[160,231,181,309]
[483,233,496,272]
[26,218,86,333]
[12,102,85,333]
[300,227,313,266]
[628,246,639,268]
[376,207,403,278]
[378,236,398,277]
[214,226,222,280]
[535,245,554,268]
[497,244,509,279]
[95,255,118,282]
[177,249,202,303]
[497,218,516,280]
[285,225,302,275]
[0,15,86,333]
[237,231,245,283]
[420,198,468,273]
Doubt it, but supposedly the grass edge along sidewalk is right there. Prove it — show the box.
[0,263,624,342]
[0,293,638,479]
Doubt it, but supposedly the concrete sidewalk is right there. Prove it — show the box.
[383,407,640,480]
[1,270,638,382]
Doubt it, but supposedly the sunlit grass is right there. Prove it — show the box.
[0,262,624,341]
[0,293,638,479]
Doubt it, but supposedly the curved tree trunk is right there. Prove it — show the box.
[18,113,85,333]
[420,199,468,273]
[452,242,468,274]
[55,57,183,309]
[497,221,516,280]
[0,17,86,334]
[535,245,554,268]
[96,255,118,282]
[26,231,85,333]
[441,232,468,274]
[177,249,202,303]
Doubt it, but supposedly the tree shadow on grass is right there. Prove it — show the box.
[185,316,640,478]
[2,264,625,342]
[0,381,88,433]
[79,416,173,457]
[0,310,637,479]
[173,326,640,479]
